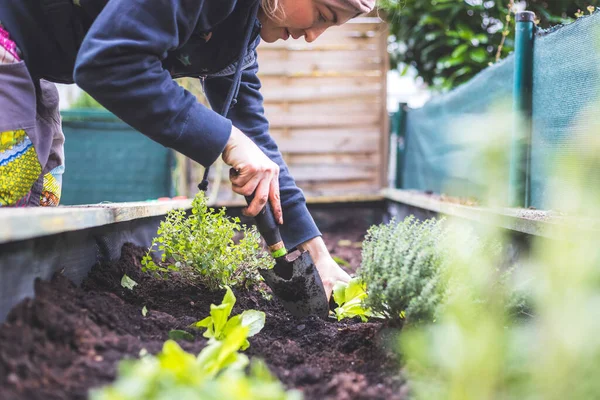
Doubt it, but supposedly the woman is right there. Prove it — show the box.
[0,0,375,296]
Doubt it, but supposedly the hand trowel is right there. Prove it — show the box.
[246,196,329,319]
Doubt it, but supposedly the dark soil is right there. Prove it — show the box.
[0,231,406,399]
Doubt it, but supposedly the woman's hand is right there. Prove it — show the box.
[222,126,282,224]
[297,236,352,300]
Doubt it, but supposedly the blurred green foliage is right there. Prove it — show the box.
[379,0,600,90]
[91,338,302,400]
[69,91,105,109]
[399,105,600,399]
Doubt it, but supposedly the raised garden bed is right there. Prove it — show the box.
[0,211,405,400]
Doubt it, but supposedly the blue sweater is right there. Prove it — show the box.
[0,0,320,249]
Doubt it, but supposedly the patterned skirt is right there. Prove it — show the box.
[0,24,64,207]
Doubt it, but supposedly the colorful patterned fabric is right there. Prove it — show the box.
[40,165,63,206]
[0,130,42,206]
[0,25,63,207]
[0,24,20,63]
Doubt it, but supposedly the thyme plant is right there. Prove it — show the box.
[142,192,273,291]
[359,216,448,323]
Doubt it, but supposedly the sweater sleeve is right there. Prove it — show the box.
[73,0,233,168]
[203,58,322,249]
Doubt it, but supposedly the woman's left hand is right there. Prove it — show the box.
[297,236,351,300]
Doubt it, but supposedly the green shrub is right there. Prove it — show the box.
[142,192,274,291]
[379,0,600,90]
[359,216,448,323]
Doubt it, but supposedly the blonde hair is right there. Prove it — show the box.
[261,0,282,18]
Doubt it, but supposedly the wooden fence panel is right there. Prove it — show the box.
[182,17,388,204]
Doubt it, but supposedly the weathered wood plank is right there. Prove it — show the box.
[267,113,382,128]
[382,188,600,240]
[259,70,382,78]
[210,193,384,207]
[208,163,378,182]
[285,153,379,165]
[0,200,192,244]
[258,52,382,75]
[262,87,380,103]
[273,128,380,153]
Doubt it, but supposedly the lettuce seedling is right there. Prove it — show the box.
[193,286,265,350]
[332,278,382,322]
[90,333,300,400]
[196,324,252,377]
[120,274,137,290]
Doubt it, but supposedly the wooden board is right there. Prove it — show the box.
[0,200,192,244]
[179,18,389,202]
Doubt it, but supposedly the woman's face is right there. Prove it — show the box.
[258,0,354,43]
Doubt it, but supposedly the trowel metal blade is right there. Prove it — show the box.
[259,250,329,319]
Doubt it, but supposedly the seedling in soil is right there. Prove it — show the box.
[168,329,195,342]
[90,329,300,400]
[120,274,138,290]
[141,192,274,293]
[332,278,382,322]
[141,305,148,317]
[193,286,265,350]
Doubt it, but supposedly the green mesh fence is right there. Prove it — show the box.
[399,12,600,208]
[401,56,514,199]
[530,13,600,209]
[61,110,175,205]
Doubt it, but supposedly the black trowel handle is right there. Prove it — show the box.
[245,195,287,258]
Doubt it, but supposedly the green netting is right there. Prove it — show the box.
[529,12,600,209]
[399,12,600,208]
[61,110,175,205]
[401,56,514,199]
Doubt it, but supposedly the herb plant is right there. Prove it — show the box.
[193,286,265,350]
[359,216,449,323]
[332,278,382,322]
[141,192,274,291]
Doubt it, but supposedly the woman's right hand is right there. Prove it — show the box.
[222,126,283,224]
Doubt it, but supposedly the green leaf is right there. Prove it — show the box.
[192,286,265,348]
[345,279,367,301]
[168,330,195,342]
[159,340,197,371]
[333,278,382,322]
[469,47,488,63]
[142,306,148,317]
[239,310,266,337]
[120,274,138,290]
[197,325,250,377]
[451,44,469,59]
[333,281,348,306]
